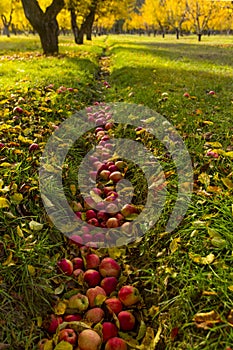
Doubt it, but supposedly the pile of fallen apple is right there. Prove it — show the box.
[39,251,146,350]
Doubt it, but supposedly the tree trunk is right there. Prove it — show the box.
[176,28,179,39]
[21,0,64,55]
[70,8,85,44]
[1,13,13,37]
[198,33,202,41]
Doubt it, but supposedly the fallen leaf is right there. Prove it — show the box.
[54,300,67,315]
[54,341,72,350]
[0,197,10,209]
[193,310,221,329]
[27,265,36,276]
[222,178,233,190]
[29,220,43,231]
[169,237,181,254]
[189,252,215,265]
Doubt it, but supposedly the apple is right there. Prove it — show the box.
[72,257,84,270]
[99,170,111,180]
[93,233,106,243]
[102,322,118,343]
[80,246,91,256]
[183,92,190,98]
[99,258,121,278]
[106,203,118,214]
[108,165,118,172]
[59,328,77,345]
[86,210,97,220]
[37,338,49,350]
[97,211,109,222]
[96,130,106,138]
[64,314,82,322]
[57,258,73,276]
[105,298,123,315]
[115,161,125,170]
[84,307,105,323]
[114,213,124,223]
[109,171,123,182]
[105,337,127,350]
[78,329,102,350]
[44,314,63,334]
[81,225,90,235]
[120,204,138,218]
[68,293,89,312]
[208,90,215,95]
[83,233,93,243]
[89,171,98,180]
[105,122,114,130]
[92,187,102,196]
[95,117,106,126]
[87,218,100,227]
[75,211,82,219]
[86,254,100,269]
[106,217,119,228]
[101,135,110,141]
[120,222,132,234]
[69,235,83,247]
[118,285,140,306]
[29,143,39,152]
[95,127,104,133]
[84,269,101,287]
[13,106,23,114]
[86,286,106,308]
[101,277,118,295]
[118,311,135,331]
[93,161,104,171]
[73,268,84,278]
[0,143,5,148]
[103,186,114,196]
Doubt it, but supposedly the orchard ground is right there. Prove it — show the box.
[0,34,233,349]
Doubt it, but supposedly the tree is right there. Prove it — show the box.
[166,0,188,39]
[141,0,169,37]
[21,0,65,55]
[186,0,218,41]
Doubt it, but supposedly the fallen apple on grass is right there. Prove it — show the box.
[102,322,118,343]
[85,253,100,269]
[86,286,107,308]
[118,285,140,306]
[100,277,118,295]
[84,307,105,323]
[105,337,127,350]
[99,258,121,278]
[43,314,63,334]
[84,269,101,287]
[78,329,102,350]
[57,258,73,276]
[58,328,77,345]
[118,310,136,331]
[68,293,89,312]
[105,297,123,315]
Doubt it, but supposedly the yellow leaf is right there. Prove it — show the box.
[29,220,43,231]
[222,178,233,190]
[70,184,76,196]
[37,316,43,327]
[16,226,24,238]
[189,252,215,265]
[224,151,233,158]
[28,265,36,276]
[0,162,13,167]
[198,173,210,187]
[11,193,24,204]
[169,237,181,254]
[228,286,233,292]
[205,141,222,148]
[2,251,14,266]
[0,197,10,208]
[54,341,73,350]
[108,247,126,259]
[54,300,67,315]
[44,340,54,350]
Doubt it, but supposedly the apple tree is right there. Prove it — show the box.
[21,0,65,55]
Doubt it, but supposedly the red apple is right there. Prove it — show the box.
[99,258,121,278]
[78,329,102,350]
[13,106,23,114]
[72,257,84,270]
[105,298,123,315]
[84,307,105,323]
[105,337,127,350]
[69,235,83,247]
[64,314,82,322]
[86,210,97,220]
[57,258,73,276]
[118,311,135,331]
[73,268,84,278]
[87,218,100,227]
[106,203,118,214]
[84,269,101,287]
[105,122,114,130]
[208,90,216,95]
[97,211,109,222]
[44,314,63,334]
[118,285,140,306]
[106,217,119,228]
[86,286,106,308]
[95,127,104,133]
[183,92,190,98]
[29,143,39,152]
[86,253,100,269]
[109,171,123,182]
[102,322,118,343]
[101,277,118,295]
[68,293,89,312]
[108,165,118,172]
[59,328,77,345]
[83,233,93,243]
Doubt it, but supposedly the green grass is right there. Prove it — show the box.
[0,34,233,349]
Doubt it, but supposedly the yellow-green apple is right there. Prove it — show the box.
[84,269,101,287]
[68,293,89,312]
[84,307,105,323]
[100,277,118,295]
[120,204,138,218]
[99,258,121,278]
[57,258,73,276]
[105,337,127,350]
[109,171,123,182]
[58,328,77,345]
[78,329,102,350]
[118,311,135,331]
[86,286,106,308]
[118,285,140,306]
[102,322,118,343]
[85,254,100,269]
[105,298,122,315]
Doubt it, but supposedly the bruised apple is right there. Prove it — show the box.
[84,307,105,323]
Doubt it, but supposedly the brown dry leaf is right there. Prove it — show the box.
[141,326,157,350]
[148,305,160,317]
[193,310,221,329]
